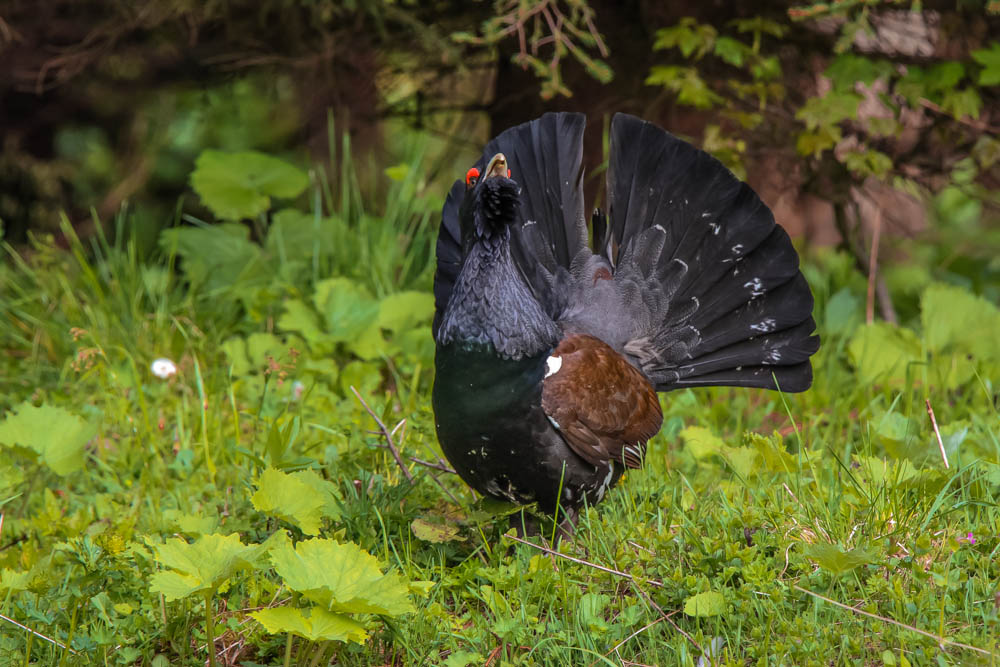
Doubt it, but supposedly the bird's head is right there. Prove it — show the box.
[468,153,519,239]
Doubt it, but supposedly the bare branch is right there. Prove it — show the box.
[350,386,414,482]
[793,585,992,656]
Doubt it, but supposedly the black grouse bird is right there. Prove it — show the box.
[432,112,819,518]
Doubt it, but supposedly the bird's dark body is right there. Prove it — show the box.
[433,344,621,513]
[432,112,819,515]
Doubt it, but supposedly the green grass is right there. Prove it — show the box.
[1,157,998,666]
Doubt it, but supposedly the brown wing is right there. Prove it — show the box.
[541,333,663,469]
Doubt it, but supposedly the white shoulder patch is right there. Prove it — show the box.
[544,355,562,378]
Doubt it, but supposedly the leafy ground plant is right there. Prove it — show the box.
[0,145,998,665]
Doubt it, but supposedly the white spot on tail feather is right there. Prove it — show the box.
[750,318,777,333]
[545,355,562,378]
[744,277,765,297]
[547,415,561,430]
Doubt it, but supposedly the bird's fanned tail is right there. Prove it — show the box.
[604,113,818,392]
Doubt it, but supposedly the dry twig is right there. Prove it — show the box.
[925,398,949,469]
[794,585,992,656]
[505,534,663,587]
[866,208,883,325]
[350,386,413,482]
[0,612,75,653]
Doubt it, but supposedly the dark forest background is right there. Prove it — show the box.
[2,2,998,287]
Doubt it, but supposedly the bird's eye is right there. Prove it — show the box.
[465,167,480,189]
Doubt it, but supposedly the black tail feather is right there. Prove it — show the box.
[433,180,466,337]
[672,361,815,393]
[605,113,818,392]
[482,112,588,272]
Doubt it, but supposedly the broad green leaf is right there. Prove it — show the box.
[465,497,525,524]
[411,518,463,543]
[251,605,367,643]
[191,150,308,220]
[246,332,288,367]
[843,149,892,178]
[0,460,25,498]
[578,593,610,633]
[442,651,482,667]
[680,426,726,459]
[750,55,782,81]
[645,66,723,109]
[0,568,31,593]
[266,209,330,263]
[269,537,414,616]
[339,360,380,397]
[301,357,339,385]
[221,337,252,376]
[939,88,982,121]
[713,36,747,66]
[795,92,862,129]
[804,543,877,575]
[894,66,928,106]
[854,455,922,489]
[796,126,842,158]
[881,649,912,667]
[347,321,387,361]
[972,135,1000,170]
[149,533,265,600]
[683,591,727,617]
[408,580,435,597]
[313,278,381,342]
[0,402,95,475]
[376,291,435,333]
[730,16,787,38]
[847,323,922,384]
[652,20,717,59]
[876,412,912,454]
[251,468,337,535]
[925,62,966,92]
[277,299,326,346]
[164,510,218,536]
[825,54,892,91]
[824,288,862,337]
[934,186,982,228]
[159,223,263,292]
[746,432,797,473]
[938,422,969,462]
[922,283,1000,361]
[113,603,134,616]
[292,468,341,520]
[971,42,1000,86]
[147,571,204,601]
[723,446,761,478]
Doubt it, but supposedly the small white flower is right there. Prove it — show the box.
[292,381,305,400]
[151,358,178,379]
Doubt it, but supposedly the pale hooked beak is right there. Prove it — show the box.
[484,153,508,179]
